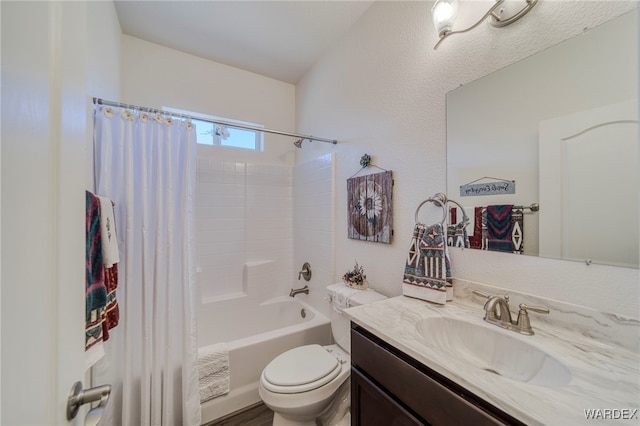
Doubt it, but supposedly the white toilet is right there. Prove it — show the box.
[259,283,387,426]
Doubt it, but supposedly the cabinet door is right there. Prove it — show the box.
[352,368,425,426]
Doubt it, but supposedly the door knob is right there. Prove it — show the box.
[67,381,111,426]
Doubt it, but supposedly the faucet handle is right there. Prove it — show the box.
[518,303,550,315]
[516,303,549,335]
[298,262,312,281]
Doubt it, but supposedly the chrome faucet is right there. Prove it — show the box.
[289,285,309,298]
[483,294,513,325]
[473,290,549,335]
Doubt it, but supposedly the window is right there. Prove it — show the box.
[164,107,264,151]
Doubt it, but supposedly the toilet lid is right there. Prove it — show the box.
[262,345,341,394]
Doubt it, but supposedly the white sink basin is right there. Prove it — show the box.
[416,317,572,387]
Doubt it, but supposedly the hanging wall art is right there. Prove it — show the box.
[347,156,393,244]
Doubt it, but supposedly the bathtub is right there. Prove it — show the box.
[199,296,331,424]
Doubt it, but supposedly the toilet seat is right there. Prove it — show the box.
[262,344,342,394]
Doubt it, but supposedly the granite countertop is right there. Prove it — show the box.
[344,295,640,426]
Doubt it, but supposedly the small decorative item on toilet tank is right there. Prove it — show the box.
[342,261,369,289]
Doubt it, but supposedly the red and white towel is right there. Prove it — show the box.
[85,192,121,369]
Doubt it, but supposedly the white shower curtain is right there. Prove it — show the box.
[92,105,201,426]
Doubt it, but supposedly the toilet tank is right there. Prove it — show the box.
[327,283,387,353]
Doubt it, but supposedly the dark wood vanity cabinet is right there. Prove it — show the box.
[350,324,526,426]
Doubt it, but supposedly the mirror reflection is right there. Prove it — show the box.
[446,11,638,268]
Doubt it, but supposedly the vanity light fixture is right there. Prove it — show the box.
[432,0,538,49]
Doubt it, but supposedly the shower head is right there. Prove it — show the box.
[293,138,304,149]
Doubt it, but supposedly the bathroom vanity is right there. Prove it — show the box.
[351,324,524,425]
[345,291,640,425]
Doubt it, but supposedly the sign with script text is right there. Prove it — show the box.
[460,181,516,197]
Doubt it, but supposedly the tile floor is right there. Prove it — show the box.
[204,402,274,426]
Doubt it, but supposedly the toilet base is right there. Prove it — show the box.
[316,378,350,426]
[268,378,351,426]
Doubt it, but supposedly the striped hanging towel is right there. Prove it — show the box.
[487,205,514,253]
[402,222,451,304]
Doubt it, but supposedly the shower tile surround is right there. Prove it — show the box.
[195,155,335,424]
[293,154,335,317]
[345,285,640,425]
[196,158,294,301]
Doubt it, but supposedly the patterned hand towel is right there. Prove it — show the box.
[468,206,485,249]
[86,191,107,352]
[101,266,120,341]
[86,191,107,315]
[402,222,449,305]
[97,196,120,341]
[487,205,524,253]
[487,205,514,253]
[511,207,524,254]
[452,222,470,249]
[85,308,105,369]
[447,207,470,249]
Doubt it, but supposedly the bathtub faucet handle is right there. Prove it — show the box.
[298,262,312,281]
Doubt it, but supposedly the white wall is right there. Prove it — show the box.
[86,0,122,188]
[295,1,639,319]
[121,35,296,166]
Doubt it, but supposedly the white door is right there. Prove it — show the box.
[539,99,639,267]
[2,2,90,424]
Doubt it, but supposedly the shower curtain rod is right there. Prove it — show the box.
[93,98,338,145]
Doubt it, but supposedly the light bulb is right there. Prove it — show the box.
[432,0,458,37]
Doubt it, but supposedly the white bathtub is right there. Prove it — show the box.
[199,296,331,424]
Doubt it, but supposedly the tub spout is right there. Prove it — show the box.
[289,285,309,297]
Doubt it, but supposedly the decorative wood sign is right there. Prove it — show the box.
[460,180,516,197]
[347,170,393,244]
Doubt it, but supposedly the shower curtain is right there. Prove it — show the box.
[92,105,201,425]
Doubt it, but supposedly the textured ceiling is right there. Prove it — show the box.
[115,1,374,84]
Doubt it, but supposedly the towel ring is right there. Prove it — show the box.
[414,193,448,225]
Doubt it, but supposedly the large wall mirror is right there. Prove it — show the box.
[446,10,638,268]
